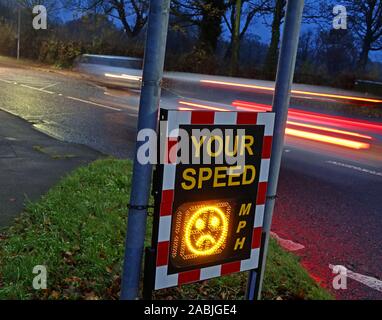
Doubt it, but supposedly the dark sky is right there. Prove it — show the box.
[59,7,381,62]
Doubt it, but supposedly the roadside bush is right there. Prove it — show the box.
[174,47,221,75]
[39,40,83,68]
[38,40,59,64]
[57,41,83,68]
[0,19,15,56]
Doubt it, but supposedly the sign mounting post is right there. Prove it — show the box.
[120,0,171,300]
[246,0,305,300]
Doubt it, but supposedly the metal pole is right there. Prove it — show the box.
[246,0,305,300]
[120,0,171,300]
[17,6,21,60]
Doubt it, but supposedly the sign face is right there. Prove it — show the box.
[152,109,275,290]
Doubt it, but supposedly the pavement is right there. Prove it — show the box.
[0,57,381,300]
[0,110,101,228]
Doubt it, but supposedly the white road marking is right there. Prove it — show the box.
[39,82,59,91]
[270,232,305,251]
[327,160,382,177]
[66,96,121,111]
[0,78,12,84]
[329,264,382,292]
[0,78,48,91]
[20,84,54,94]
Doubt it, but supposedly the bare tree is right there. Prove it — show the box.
[262,0,285,79]
[69,0,149,39]
[347,0,382,70]
[317,0,382,71]
[224,0,271,75]
[16,0,63,13]
[171,0,227,54]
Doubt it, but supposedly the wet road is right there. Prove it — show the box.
[274,146,382,300]
[0,62,139,158]
[0,60,381,300]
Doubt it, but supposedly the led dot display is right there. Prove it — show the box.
[184,206,229,256]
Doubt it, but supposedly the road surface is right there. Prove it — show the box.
[0,59,381,300]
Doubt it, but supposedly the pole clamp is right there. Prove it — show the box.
[142,79,162,87]
[127,204,155,216]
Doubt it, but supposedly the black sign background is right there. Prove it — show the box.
[166,124,265,274]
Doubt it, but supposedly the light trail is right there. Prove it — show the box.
[232,100,382,133]
[105,73,142,81]
[177,100,375,150]
[201,79,275,92]
[285,128,371,150]
[232,100,271,112]
[201,79,382,104]
[288,109,382,132]
[178,100,228,112]
[287,121,373,140]
[234,101,374,139]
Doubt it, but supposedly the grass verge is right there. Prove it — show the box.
[0,159,332,300]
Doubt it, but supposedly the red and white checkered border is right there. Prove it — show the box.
[155,110,275,290]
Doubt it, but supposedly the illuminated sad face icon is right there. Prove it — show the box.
[184,206,229,256]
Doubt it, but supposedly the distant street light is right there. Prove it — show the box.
[17,6,21,60]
